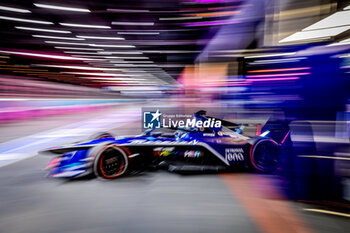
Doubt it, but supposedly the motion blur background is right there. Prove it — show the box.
[0,0,350,233]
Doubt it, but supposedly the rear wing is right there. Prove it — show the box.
[197,110,289,142]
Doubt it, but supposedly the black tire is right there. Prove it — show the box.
[250,138,281,173]
[90,132,114,140]
[93,144,128,179]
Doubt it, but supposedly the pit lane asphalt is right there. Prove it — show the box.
[0,106,348,233]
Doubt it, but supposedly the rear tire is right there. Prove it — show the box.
[93,144,128,179]
[250,138,281,173]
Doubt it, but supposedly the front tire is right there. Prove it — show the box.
[93,144,128,179]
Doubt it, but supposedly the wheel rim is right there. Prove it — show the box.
[98,146,127,178]
[251,139,281,172]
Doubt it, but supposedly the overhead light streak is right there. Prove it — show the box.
[118,28,200,32]
[106,9,150,13]
[213,54,240,58]
[98,51,143,55]
[107,6,242,13]
[247,77,300,82]
[245,52,296,59]
[246,72,310,78]
[34,3,90,13]
[214,48,273,53]
[89,80,146,84]
[64,51,99,55]
[112,21,154,26]
[15,26,71,34]
[0,68,47,72]
[33,64,123,71]
[13,71,60,74]
[91,40,202,46]
[33,35,85,40]
[249,57,308,65]
[159,16,202,21]
[0,6,31,13]
[112,64,158,67]
[0,16,53,24]
[117,32,159,35]
[104,56,148,59]
[78,77,145,80]
[248,67,311,73]
[0,50,92,60]
[122,69,157,72]
[76,35,124,40]
[59,23,111,29]
[45,41,92,46]
[141,50,200,54]
[0,64,30,68]
[86,62,116,66]
[120,69,163,73]
[183,19,240,27]
[55,46,103,51]
[113,63,184,68]
[71,55,107,59]
[107,60,154,63]
[94,80,150,84]
[183,0,239,4]
[62,72,141,77]
[89,44,135,48]
[190,11,240,17]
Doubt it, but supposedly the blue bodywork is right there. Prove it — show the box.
[45,128,254,178]
[44,111,285,178]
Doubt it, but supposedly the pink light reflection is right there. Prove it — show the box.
[246,73,310,78]
[247,77,300,82]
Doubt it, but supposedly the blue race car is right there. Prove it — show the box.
[43,111,290,179]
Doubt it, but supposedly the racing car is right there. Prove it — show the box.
[43,110,291,179]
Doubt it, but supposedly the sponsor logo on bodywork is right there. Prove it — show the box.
[154,147,175,156]
[153,147,203,158]
[184,150,203,158]
[203,133,215,137]
[225,148,244,162]
[126,139,199,145]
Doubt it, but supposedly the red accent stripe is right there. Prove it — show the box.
[256,124,262,136]
[281,130,290,144]
[247,67,311,73]
[118,145,132,157]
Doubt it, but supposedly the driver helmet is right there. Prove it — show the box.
[174,128,188,140]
